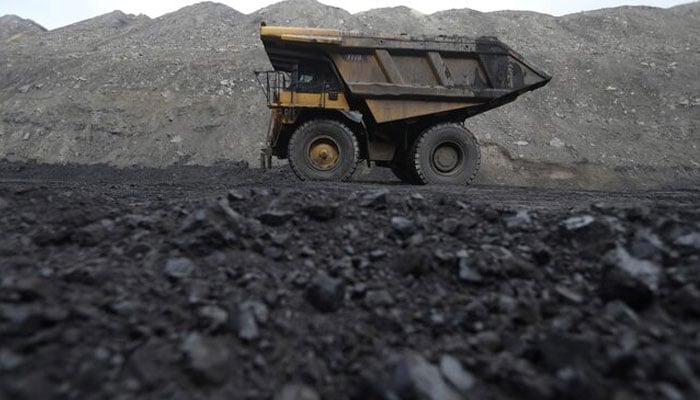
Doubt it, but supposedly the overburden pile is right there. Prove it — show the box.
[0,1,699,189]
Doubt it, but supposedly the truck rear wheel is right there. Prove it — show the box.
[288,119,359,181]
[412,123,481,185]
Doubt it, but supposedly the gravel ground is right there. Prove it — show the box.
[1,162,699,400]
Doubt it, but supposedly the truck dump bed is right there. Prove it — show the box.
[260,26,551,123]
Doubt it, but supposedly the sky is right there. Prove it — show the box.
[0,0,691,30]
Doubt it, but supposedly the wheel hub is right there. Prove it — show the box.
[309,139,339,170]
[433,143,461,173]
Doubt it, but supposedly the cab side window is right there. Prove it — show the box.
[293,60,341,93]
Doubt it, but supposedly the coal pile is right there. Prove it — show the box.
[1,162,699,399]
[0,1,699,189]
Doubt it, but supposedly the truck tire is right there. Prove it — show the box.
[390,150,420,184]
[288,119,359,182]
[412,123,481,185]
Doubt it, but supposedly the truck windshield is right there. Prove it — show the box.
[293,61,341,93]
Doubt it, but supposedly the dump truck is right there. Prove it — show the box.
[256,25,551,185]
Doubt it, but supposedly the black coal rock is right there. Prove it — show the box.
[164,257,195,279]
[73,219,116,246]
[258,209,294,226]
[391,216,416,238]
[197,305,228,329]
[505,210,532,229]
[364,289,395,308]
[555,285,584,304]
[600,246,662,310]
[274,383,321,400]
[561,215,595,231]
[629,228,667,261]
[236,301,269,341]
[0,349,23,371]
[359,190,388,208]
[181,333,231,385]
[674,232,700,250]
[386,352,463,400]
[303,203,339,221]
[457,254,483,283]
[603,300,639,324]
[227,189,247,202]
[128,339,175,389]
[395,249,434,277]
[439,355,475,393]
[179,209,209,233]
[673,284,700,316]
[369,249,387,261]
[305,273,345,313]
[531,243,552,266]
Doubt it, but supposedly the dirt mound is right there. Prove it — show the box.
[128,2,247,48]
[0,1,698,189]
[354,6,433,33]
[0,15,45,41]
[251,0,354,28]
[55,10,149,33]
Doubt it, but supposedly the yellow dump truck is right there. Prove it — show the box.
[256,25,551,184]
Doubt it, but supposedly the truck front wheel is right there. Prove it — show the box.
[412,123,481,185]
[288,119,359,181]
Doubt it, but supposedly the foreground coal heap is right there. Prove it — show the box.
[1,162,699,399]
[0,1,699,190]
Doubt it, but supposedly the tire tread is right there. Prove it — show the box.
[288,119,359,182]
[412,123,481,185]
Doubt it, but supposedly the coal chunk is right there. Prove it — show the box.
[391,216,415,238]
[555,285,584,304]
[600,246,662,310]
[181,333,231,385]
[236,301,269,341]
[305,273,345,313]
[364,289,395,308]
[274,383,321,400]
[505,210,532,229]
[559,215,623,259]
[128,339,174,388]
[179,208,209,233]
[359,190,389,208]
[531,243,552,266]
[603,300,639,324]
[395,249,434,277]
[439,355,475,393]
[386,352,463,400]
[73,219,116,246]
[457,253,483,283]
[197,305,228,329]
[0,349,24,371]
[258,209,294,226]
[164,257,195,279]
[303,203,339,221]
[227,189,247,202]
[369,249,387,261]
[674,284,700,316]
[561,215,595,231]
[629,228,667,261]
[674,232,700,249]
